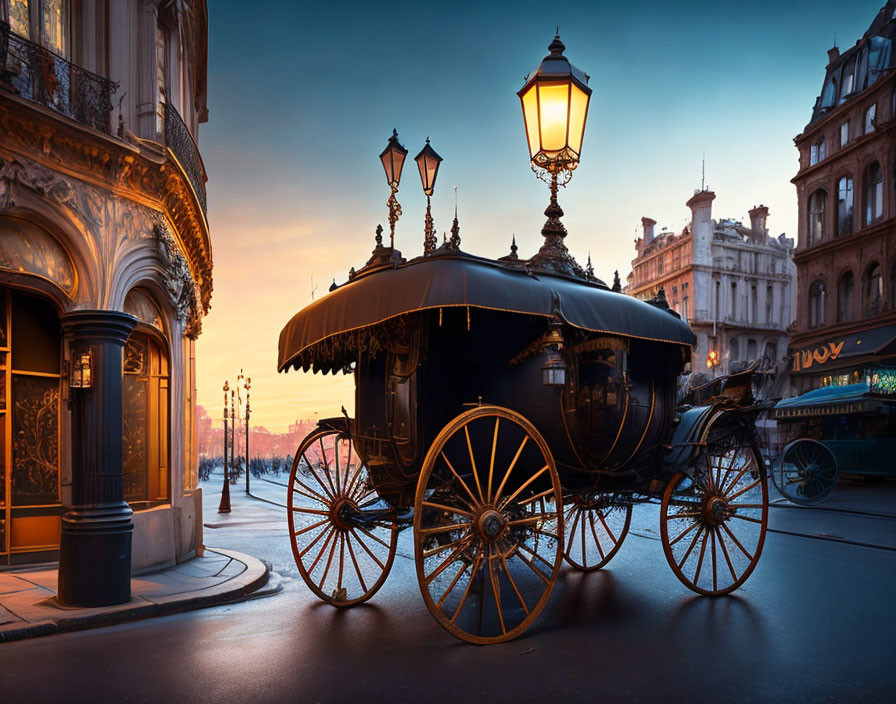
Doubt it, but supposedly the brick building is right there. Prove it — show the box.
[790,1,896,393]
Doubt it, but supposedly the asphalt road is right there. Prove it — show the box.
[2,474,895,703]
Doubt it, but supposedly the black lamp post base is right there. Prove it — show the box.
[57,502,134,607]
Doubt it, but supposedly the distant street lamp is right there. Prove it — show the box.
[379,129,408,250]
[244,375,251,494]
[518,34,592,277]
[414,137,443,254]
[218,381,231,513]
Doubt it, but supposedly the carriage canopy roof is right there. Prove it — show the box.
[278,255,695,373]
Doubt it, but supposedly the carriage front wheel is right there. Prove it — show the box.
[287,425,398,607]
[562,493,632,571]
[660,435,768,596]
[413,406,564,644]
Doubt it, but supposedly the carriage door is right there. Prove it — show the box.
[0,289,62,564]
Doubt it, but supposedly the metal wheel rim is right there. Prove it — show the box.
[660,441,768,597]
[413,406,564,645]
[773,439,838,506]
[287,427,398,607]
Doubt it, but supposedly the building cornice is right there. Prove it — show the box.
[0,92,212,321]
[790,308,896,347]
[792,118,896,185]
[793,217,896,263]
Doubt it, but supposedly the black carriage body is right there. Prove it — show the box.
[279,253,695,507]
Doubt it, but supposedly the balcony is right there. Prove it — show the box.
[0,21,115,134]
[164,102,207,216]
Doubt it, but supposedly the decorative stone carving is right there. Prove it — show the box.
[155,219,202,337]
[0,156,75,210]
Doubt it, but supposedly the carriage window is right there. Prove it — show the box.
[837,271,855,323]
[809,280,826,328]
[864,262,883,317]
[837,176,854,236]
[808,189,826,244]
[865,162,884,225]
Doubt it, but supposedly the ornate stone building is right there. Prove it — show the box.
[0,1,211,604]
[790,1,896,394]
[626,191,796,379]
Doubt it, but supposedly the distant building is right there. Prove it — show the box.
[626,191,796,378]
[789,1,896,394]
[0,2,211,604]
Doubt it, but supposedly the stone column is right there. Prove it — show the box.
[58,310,137,607]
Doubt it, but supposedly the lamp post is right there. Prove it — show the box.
[230,387,236,484]
[518,34,592,278]
[379,129,408,251]
[218,381,231,513]
[244,375,251,494]
[415,137,443,254]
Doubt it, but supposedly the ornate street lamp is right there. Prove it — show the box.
[218,381,231,513]
[379,129,408,250]
[414,137,443,254]
[518,34,592,277]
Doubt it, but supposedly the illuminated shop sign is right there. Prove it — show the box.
[792,340,844,371]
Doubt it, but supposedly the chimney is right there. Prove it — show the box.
[641,217,656,243]
[749,204,769,237]
[827,46,840,64]
[686,189,715,267]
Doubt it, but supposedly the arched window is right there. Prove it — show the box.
[838,176,854,235]
[809,280,826,328]
[864,262,883,316]
[838,271,855,323]
[122,291,170,508]
[729,337,739,363]
[865,162,884,225]
[746,339,758,361]
[808,190,826,245]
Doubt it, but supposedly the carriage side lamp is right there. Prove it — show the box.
[414,138,443,255]
[518,34,592,271]
[541,322,569,387]
[69,347,93,389]
[379,129,408,251]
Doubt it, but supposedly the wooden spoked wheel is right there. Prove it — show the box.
[773,439,838,506]
[287,426,398,607]
[562,494,632,571]
[660,437,768,596]
[413,406,564,645]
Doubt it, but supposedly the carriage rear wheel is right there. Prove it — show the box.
[562,494,632,571]
[413,406,563,644]
[287,425,398,607]
[660,437,768,596]
[773,439,838,506]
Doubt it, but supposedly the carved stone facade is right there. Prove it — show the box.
[627,191,797,381]
[0,1,210,573]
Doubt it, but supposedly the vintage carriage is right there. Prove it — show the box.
[769,372,896,505]
[276,36,769,644]
[277,240,771,644]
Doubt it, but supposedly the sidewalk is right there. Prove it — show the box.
[0,546,274,643]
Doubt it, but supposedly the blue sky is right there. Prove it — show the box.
[196,0,887,430]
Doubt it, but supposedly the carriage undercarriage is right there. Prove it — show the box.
[286,400,769,644]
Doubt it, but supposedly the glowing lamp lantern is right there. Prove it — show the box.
[518,35,592,174]
[415,138,443,254]
[541,322,569,387]
[70,348,93,389]
[379,129,409,250]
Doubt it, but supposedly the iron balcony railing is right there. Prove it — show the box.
[164,101,207,216]
[0,20,115,134]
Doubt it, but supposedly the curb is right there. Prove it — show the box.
[0,548,275,644]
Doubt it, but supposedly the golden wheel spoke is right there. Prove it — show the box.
[308,528,337,573]
[727,503,765,509]
[692,528,709,586]
[710,526,717,592]
[449,552,483,623]
[424,534,473,559]
[425,536,474,586]
[493,435,528,505]
[597,511,617,544]
[350,528,386,570]
[507,512,558,526]
[720,465,751,497]
[520,487,558,505]
[345,532,368,593]
[332,436,342,496]
[726,478,762,502]
[441,452,480,509]
[729,513,764,525]
[422,501,474,518]
[318,437,339,497]
[667,511,702,520]
[487,549,506,635]
[677,524,704,569]
[464,425,485,503]
[293,518,329,538]
[291,477,330,506]
[516,541,556,572]
[488,418,500,502]
[514,549,551,585]
[435,558,469,611]
[336,533,346,592]
[589,512,606,560]
[318,532,339,591]
[302,451,336,500]
[355,525,394,551]
[290,506,330,516]
[669,518,700,546]
[720,521,754,561]
[500,553,529,616]
[298,524,332,559]
[499,465,549,509]
[715,526,739,582]
[418,522,472,535]
[580,508,587,565]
